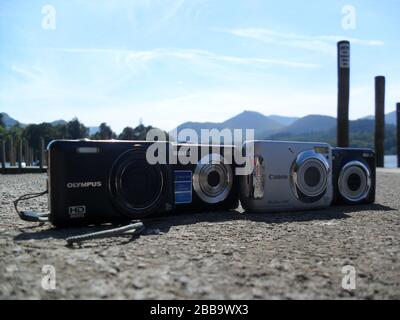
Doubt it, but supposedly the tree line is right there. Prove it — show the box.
[0,115,168,165]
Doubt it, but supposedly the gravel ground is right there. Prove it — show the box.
[0,171,399,300]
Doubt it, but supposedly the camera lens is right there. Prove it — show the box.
[291,150,329,200]
[109,147,164,218]
[338,161,371,203]
[298,159,326,197]
[193,154,233,204]
[120,163,161,208]
[304,166,321,187]
[347,173,362,191]
[207,171,221,187]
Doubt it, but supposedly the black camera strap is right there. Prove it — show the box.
[13,190,50,222]
[65,221,145,246]
[13,190,146,246]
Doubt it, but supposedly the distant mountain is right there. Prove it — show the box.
[268,118,397,154]
[360,115,374,120]
[386,111,396,125]
[171,110,399,144]
[359,111,396,125]
[50,119,67,126]
[2,110,398,149]
[269,115,299,126]
[0,112,26,128]
[0,112,66,128]
[171,111,287,141]
[271,118,374,140]
[222,111,281,130]
[274,115,337,135]
[0,112,100,134]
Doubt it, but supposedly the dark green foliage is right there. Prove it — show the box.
[63,118,89,139]
[118,126,136,140]
[118,124,168,141]
[22,118,88,149]
[23,123,56,150]
[90,122,116,140]
[0,114,4,128]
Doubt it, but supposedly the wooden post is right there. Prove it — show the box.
[24,140,30,167]
[375,76,385,168]
[9,137,15,166]
[337,41,350,147]
[1,140,5,171]
[40,137,45,169]
[30,148,34,167]
[397,103,400,168]
[18,140,23,169]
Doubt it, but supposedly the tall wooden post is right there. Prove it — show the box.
[9,137,15,166]
[30,148,34,166]
[375,76,385,168]
[397,102,400,168]
[40,137,45,169]
[18,140,23,169]
[337,41,350,147]
[1,140,5,171]
[30,148,34,167]
[24,140,30,167]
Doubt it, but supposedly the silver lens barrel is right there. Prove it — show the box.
[338,161,371,203]
[193,153,233,204]
[291,150,329,199]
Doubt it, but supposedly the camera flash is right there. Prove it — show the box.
[76,147,100,154]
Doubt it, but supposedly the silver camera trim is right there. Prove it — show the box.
[193,153,233,204]
[290,150,329,199]
[338,161,371,203]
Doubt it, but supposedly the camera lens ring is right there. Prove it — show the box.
[291,150,329,200]
[297,159,327,196]
[193,153,233,204]
[338,161,371,203]
[116,160,163,209]
[109,147,164,218]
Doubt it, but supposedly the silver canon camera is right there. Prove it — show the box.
[240,140,333,212]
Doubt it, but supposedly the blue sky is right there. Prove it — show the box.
[0,0,399,133]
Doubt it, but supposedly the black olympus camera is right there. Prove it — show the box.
[47,140,174,227]
[172,143,239,212]
[332,148,376,205]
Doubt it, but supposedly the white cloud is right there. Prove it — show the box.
[41,46,320,69]
[4,47,395,134]
[218,28,384,55]
[11,65,40,81]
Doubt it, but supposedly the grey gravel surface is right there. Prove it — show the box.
[0,171,399,299]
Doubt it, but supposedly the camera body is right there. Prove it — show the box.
[47,140,174,227]
[240,140,333,213]
[332,148,375,205]
[172,143,239,212]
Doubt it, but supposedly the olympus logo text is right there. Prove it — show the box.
[66,182,102,188]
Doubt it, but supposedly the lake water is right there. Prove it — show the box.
[385,155,398,168]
